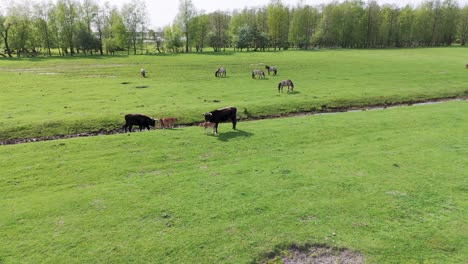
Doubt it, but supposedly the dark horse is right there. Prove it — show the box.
[252,69,265,79]
[278,79,294,93]
[265,65,277,75]
[215,67,226,77]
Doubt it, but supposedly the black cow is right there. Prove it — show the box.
[123,114,156,132]
[202,106,237,134]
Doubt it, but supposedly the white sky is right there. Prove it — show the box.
[3,0,468,29]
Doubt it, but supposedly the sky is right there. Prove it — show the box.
[3,0,467,29]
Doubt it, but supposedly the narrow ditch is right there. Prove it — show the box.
[1,96,466,146]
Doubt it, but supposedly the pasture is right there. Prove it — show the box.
[1,101,467,263]
[1,48,468,141]
[1,48,467,263]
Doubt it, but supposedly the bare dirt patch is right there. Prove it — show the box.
[264,245,363,264]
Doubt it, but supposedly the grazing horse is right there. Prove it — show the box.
[140,68,146,78]
[265,65,277,75]
[278,79,294,93]
[252,69,265,79]
[215,67,227,77]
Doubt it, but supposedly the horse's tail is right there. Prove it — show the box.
[278,82,282,91]
[274,69,277,75]
[215,69,219,77]
[252,71,255,79]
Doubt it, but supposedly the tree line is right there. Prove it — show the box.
[1,0,467,57]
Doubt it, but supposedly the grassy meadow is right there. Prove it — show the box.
[0,48,468,140]
[1,100,467,263]
[1,48,467,263]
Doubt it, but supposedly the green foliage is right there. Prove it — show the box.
[1,101,466,263]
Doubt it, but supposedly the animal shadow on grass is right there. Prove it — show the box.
[216,129,253,142]
[287,91,300,95]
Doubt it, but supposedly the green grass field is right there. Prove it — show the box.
[1,48,467,140]
[1,100,467,263]
[1,48,467,263]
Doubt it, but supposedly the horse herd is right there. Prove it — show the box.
[217,65,295,93]
[124,64,294,134]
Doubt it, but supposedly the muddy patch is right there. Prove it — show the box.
[263,245,363,264]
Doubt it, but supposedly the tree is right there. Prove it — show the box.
[399,5,415,47]
[148,28,164,53]
[209,11,230,52]
[121,0,147,55]
[267,0,289,50]
[33,1,54,56]
[102,4,127,54]
[191,14,210,52]
[314,2,343,47]
[379,5,400,47]
[0,15,13,57]
[175,0,197,53]
[8,2,34,57]
[236,24,252,51]
[289,3,319,49]
[164,25,182,52]
[440,0,458,45]
[365,0,382,47]
[56,0,79,55]
[459,6,468,45]
[413,2,434,46]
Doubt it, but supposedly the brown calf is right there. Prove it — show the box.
[158,117,177,128]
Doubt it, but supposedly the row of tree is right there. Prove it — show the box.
[1,0,468,57]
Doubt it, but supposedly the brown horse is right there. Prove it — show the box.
[278,79,294,93]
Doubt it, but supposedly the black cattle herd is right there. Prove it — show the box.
[125,66,294,135]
